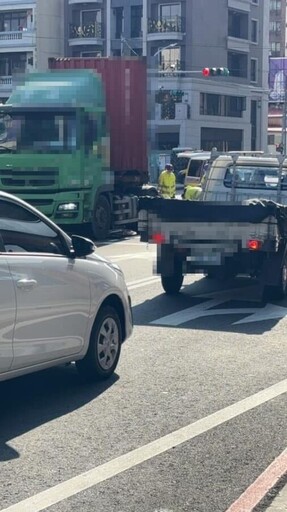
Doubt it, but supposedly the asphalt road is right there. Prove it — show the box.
[1,234,287,512]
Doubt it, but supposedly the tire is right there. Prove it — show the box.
[161,273,184,294]
[263,262,287,301]
[92,195,111,240]
[76,306,122,382]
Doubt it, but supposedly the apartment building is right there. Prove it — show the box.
[0,0,66,102]
[269,0,286,57]
[67,1,269,175]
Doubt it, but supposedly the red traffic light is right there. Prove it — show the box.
[202,67,210,77]
[202,67,230,77]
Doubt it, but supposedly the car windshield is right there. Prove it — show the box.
[0,111,77,153]
[224,165,287,189]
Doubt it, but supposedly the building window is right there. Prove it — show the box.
[81,51,102,57]
[157,132,179,151]
[270,0,281,11]
[269,21,281,33]
[114,7,124,39]
[81,10,101,25]
[131,6,142,37]
[159,46,181,72]
[251,19,258,43]
[200,93,246,118]
[0,11,27,31]
[228,10,248,39]
[251,0,258,4]
[201,128,243,151]
[227,51,248,78]
[0,53,26,76]
[270,42,281,55]
[250,59,258,82]
[159,3,181,18]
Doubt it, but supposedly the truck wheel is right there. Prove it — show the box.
[76,306,122,382]
[263,263,287,301]
[161,273,184,294]
[92,195,111,240]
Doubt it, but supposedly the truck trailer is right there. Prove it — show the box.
[0,57,156,239]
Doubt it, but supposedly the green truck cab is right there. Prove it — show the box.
[0,59,153,238]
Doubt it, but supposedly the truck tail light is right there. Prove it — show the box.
[247,239,262,251]
[152,233,165,244]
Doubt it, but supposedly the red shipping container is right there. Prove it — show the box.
[48,57,148,186]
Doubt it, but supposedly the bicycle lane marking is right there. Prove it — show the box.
[2,378,287,512]
[226,448,287,512]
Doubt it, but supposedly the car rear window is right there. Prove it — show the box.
[224,166,287,190]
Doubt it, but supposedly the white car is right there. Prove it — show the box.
[0,191,133,383]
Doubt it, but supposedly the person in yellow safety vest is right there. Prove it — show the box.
[184,183,203,200]
[158,163,176,199]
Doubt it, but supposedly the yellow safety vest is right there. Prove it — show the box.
[158,170,176,198]
[184,185,202,201]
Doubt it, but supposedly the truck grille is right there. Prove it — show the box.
[0,167,59,188]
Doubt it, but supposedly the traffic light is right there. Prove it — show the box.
[202,67,230,77]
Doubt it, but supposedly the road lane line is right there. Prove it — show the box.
[226,448,287,512]
[2,378,287,512]
[127,276,160,290]
[110,252,154,262]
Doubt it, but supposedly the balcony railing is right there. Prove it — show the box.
[69,22,103,39]
[0,29,35,47]
[148,16,185,34]
[0,76,12,85]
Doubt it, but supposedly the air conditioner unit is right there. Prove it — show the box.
[175,103,189,120]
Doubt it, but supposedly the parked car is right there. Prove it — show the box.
[0,191,133,383]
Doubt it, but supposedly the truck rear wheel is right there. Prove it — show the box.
[263,263,287,301]
[161,273,184,295]
[92,195,111,240]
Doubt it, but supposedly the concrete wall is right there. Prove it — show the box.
[36,0,65,71]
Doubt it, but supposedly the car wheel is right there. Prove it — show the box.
[161,273,184,294]
[92,195,111,240]
[76,306,122,381]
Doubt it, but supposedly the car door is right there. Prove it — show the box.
[0,197,92,370]
[0,249,16,374]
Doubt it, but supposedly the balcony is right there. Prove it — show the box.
[0,29,36,49]
[147,16,185,42]
[69,22,104,46]
[0,76,12,95]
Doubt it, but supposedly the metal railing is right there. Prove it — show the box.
[148,16,185,34]
[69,22,103,39]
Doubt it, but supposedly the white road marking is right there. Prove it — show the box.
[151,297,260,326]
[2,378,287,512]
[110,252,154,262]
[234,303,287,325]
[127,276,160,290]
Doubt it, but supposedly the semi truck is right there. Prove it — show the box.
[0,57,156,239]
[138,152,287,301]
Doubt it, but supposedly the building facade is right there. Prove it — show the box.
[67,0,269,176]
[269,0,286,57]
[0,0,66,102]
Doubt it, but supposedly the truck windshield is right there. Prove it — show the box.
[0,112,77,153]
[224,166,287,190]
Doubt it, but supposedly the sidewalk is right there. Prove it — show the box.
[264,481,287,511]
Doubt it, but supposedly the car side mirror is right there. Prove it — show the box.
[71,235,95,258]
